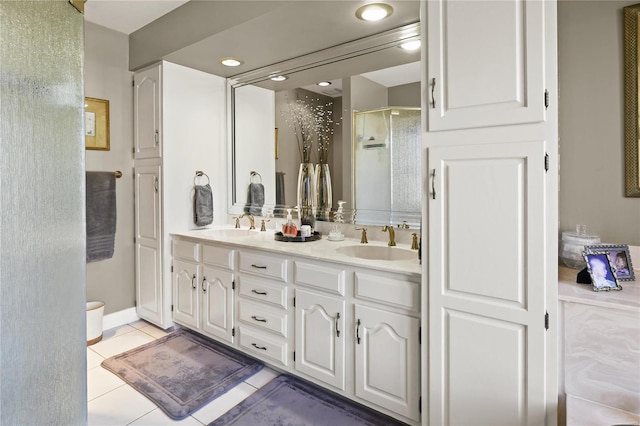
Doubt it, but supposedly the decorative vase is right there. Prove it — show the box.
[297,162,316,229]
[315,163,332,221]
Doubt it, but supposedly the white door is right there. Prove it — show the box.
[172,259,199,329]
[295,289,345,391]
[427,0,546,131]
[201,265,234,343]
[354,304,420,422]
[135,164,163,325]
[134,64,161,159]
[428,142,549,425]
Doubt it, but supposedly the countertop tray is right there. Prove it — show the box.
[274,231,321,243]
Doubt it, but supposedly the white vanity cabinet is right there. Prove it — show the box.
[236,250,291,368]
[172,240,236,344]
[170,235,421,424]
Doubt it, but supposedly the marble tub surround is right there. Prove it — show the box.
[558,266,640,424]
[172,225,421,276]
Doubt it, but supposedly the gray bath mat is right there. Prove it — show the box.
[209,375,407,426]
[101,329,263,420]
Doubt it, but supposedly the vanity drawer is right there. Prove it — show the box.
[238,275,288,309]
[202,244,234,270]
[354,271,419,312]
[238,299,289,338]
[238,326,289,367]
[294,261,346,296]
[173,240,200,262]
[238,252,288,282]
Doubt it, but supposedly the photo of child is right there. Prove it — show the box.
[584,245,635,282]
[585,254,621,291]
[613,251,630,276]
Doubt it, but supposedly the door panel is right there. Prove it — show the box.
[202,265,234,343]
[428,141,547,425]
[295,289,345,391]
[427,0,545,130]
[355,304,420,421]
[172,260,199,329]
[134,65,161,158]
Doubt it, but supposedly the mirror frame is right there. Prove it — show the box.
[226,22,422,222]
[624,4,640,197]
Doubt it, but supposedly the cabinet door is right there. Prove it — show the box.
[201,265,234,343]
[354,304,420,421]
[172,259,199,329]
[295,289,345,391]
[428,142,548,425]
[134,64,161,159]
[135,164,163,326]
[426,0,546,131]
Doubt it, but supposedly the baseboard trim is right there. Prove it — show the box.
[102,307,139,331]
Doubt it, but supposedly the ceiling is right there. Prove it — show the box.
[84,0,421,88]
[84,0,189,35]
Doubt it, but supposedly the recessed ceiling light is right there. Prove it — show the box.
[270,75,288,82]
[317,81,332,87]
[219,57,243,67]
[355,3,393,22]
[400,40,421,51]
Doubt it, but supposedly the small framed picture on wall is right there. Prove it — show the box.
[85,97,110,151]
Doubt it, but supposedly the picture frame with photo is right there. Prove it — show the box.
[582,252,623,292]
[584,244,635,281]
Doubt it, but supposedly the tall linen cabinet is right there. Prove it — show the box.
[134,61,226,329]
[421,1,558,425]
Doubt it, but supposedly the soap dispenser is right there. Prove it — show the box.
[282,208,298,237]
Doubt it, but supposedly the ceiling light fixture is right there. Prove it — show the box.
[219,57,243,67]
[317,81,332,87]
[270,75,288,82]
[355,3,394,22]
[400,40,421,51]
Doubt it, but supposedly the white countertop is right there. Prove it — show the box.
[558,266,640,313]
[171,228,422,278]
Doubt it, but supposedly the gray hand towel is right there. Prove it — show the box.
[86,172,117,263]
[245,183,264,216]
[194,183,213,226]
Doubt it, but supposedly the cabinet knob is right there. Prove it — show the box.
[335,312,341,337]
[251,315,267,323]
[202,277,206,292]
[191,274,196,289]
[251,343,267,351]
[251,289,268,296]
[356,318,361,344]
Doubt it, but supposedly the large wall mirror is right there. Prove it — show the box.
[227,22,422,226]
[624,4,640,197]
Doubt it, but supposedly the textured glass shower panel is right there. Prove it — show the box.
[1,1,86,424]
[390,109,421,215]
[353,108,421,223]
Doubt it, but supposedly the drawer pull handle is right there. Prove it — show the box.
[251,343,267,351]
[335,312,341,337]
[356,319,361,344]
[251,315,267,323]
[251,289,268,296]
[191,274,196,289]
[251,264,267,269]
[202,277,206,292]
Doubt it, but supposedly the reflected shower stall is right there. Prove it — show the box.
[353,107,421,225]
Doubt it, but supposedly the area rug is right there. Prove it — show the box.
[209,375,407,426]
[101,329,263,420]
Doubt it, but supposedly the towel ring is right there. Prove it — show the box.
[250,171,262,184]
[194,170,210,186]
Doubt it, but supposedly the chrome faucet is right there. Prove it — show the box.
[356,227,368,244]
[240,214,255,230]
[382,225,396,246]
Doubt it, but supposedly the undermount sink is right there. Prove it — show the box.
[336,245,416,261]
[205,228,259,238]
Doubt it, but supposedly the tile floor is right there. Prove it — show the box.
[87,320,279,425]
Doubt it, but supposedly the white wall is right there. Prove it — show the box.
[85,22,135,315]
[559,0,640,246]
